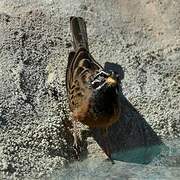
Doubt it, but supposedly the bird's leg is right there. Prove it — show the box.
[72,120,81,160]
[100,128,110,157]
[100,128,114,163]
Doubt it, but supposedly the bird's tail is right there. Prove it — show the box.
[70,16,89,52]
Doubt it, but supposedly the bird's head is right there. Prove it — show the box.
[91,70,120,94]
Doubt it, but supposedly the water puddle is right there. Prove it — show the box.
[50,138,180,179]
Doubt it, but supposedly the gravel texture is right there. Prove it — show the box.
[0,0,179,179]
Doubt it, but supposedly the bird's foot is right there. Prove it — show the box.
[73,131,81,160]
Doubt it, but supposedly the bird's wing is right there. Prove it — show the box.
[66,49,102,111]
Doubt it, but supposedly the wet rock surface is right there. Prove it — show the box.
[0,0,179,179]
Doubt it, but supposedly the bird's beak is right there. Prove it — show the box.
[105,76,117,87]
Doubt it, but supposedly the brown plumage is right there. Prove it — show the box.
[66,16,121,161]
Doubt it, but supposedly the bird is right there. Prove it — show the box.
[66,16,121,161]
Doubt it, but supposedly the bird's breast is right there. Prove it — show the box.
[72,96,120,128]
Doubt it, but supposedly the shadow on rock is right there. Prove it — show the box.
[91,62,165,164]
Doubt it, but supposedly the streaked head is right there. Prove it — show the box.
[91,70,120,93]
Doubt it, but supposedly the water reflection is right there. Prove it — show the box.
[112,144,163,164]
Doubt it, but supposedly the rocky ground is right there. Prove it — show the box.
[0,0,179,179]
